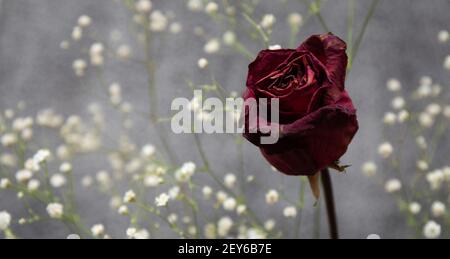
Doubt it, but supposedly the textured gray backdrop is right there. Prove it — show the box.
[0,0,449,239]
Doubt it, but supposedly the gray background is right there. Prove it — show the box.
[0,0,449,239]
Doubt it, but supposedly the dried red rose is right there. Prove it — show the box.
[243,33,359,176]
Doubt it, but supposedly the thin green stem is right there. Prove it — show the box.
[347,0,356,68]
[242,12,270,48]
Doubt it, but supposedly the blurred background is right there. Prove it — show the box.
[0,0,449,239]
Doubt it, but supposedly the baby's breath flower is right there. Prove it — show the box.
[33,149,51,165]
[391,97,405,110]
[0,153,17,168]
[110,196,122,210]
[204,223,217,239]
[168,186,180,200]
[0,211,11,231]
[91,224,105,237]
[81,175,93,188]
[378,142,393,159]
[150,11,168,32]
[78,15,92,27]
[438,30,449,43]
[223,31,236,46]
[197,58,209,69]
[217,217,233,237]
[386,79,402,92]
[362,162,377,177]
[204,38,221,54]
[27,179,40,192]
[59,162,72,173]
[135,0,152,13]
[46,203,64,219]
[67,234,81,239]
[1,133,18,147]
[264,219,276,231]
[15,170,33,183]
[117,45,131,59]
[269,45,282,50]
[222,198,237,211]
[155,193,170,207]
[443,167,450,181]
[383,112,397,125]
[427,170,445,190]
[236,205,247,215]
[426,103,442,116]
[443,106,450,118]
[288,13,303,27]
[423,221,441,239]
[384,179,402,193]
[202,186,213,199]
[50,174,67,188]
[216,191,228,204]
[144,175,162,187]
[71,26,83,41]
[397,110,410,123]
[409,202,422,215]
[187,0,204,12]
[169,22,182,34]
[0,179,11,189]
[167,213,178,224]
[283,206,297,218]
[260,14,276,29]
[175,162,196,182]
[431,201,446,217]
[265,190,279,205]
[118,205,129,216]
[444,55,450,70]
[123,190,137,203]
[419,112,434,128]
[127,228,150,239]
[205,2,219,15]
[417,160,429,171]
[224,173,237,189]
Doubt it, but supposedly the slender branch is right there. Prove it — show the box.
[321,168,339,239]
[347,0,356,68]
[350,0,380,70]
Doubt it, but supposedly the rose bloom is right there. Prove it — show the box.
[243,33,359,176]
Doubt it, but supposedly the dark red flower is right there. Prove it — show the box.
[243,33,359,176]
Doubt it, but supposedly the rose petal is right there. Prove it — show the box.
[298,33,348,90]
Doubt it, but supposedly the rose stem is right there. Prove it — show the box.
[321,168,339,239]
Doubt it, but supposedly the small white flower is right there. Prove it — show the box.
[419,112,434,128]
[71,26,83,41]
[416,136,427,149]
[167,213,178,224]
[81,176,93,188]
[378,142,393,159]
[417,160,429,171]
[50,174,67,188]
[426,103,442,116]
[197,58,209,69]
[391,97,405,110]
[205,2,219,14]
[1,133,18,147]
[264,219,276,231]
[260,14,276,29]
[135,0,152,13]
[170,22,182,34]
[0,211,11,231]
[362,162,377,177]
[78,15,92,27]
[67,234,81,239]
[130,228,150,239]
[144,175,163,187]
[216,191,228,204]
[15,170,33,183]
[0,179,11,189]
[269,45,282,50]
[33,149,51,165]
[443,167,450,181]
[46,203,64,219]
[141,144,156,159]
[236,205,247,215]
[383,112,397,125]
[438,30,449,43]
[443,106,450,118]
[431,201,446,217]
[175,162,196,182]
[187,0,203,12]
[423,221,441,239]
[427,170,445,190]
[118,205,129,216]
[59,163,72,173]
[224,173,237,189]
[223,31,236,46]
[27,179,40,192]
[444,55,450,71]
[155,193,170,207]
[283,206,297,218]
[150,11,168,32]
[168,186,180,200]
[117,45,131,59]
[222,198,237,211]
[397,110,410,123]
[384,179,402,193]
[387,79,402,92]
[204,39,221,54]
[202,186,213,199]
[288,13,303,27]
[409,202,422,215]
[265,190,280,205]
[91,224,105,237]
[123,190,137,203]
[217,217,233,237]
